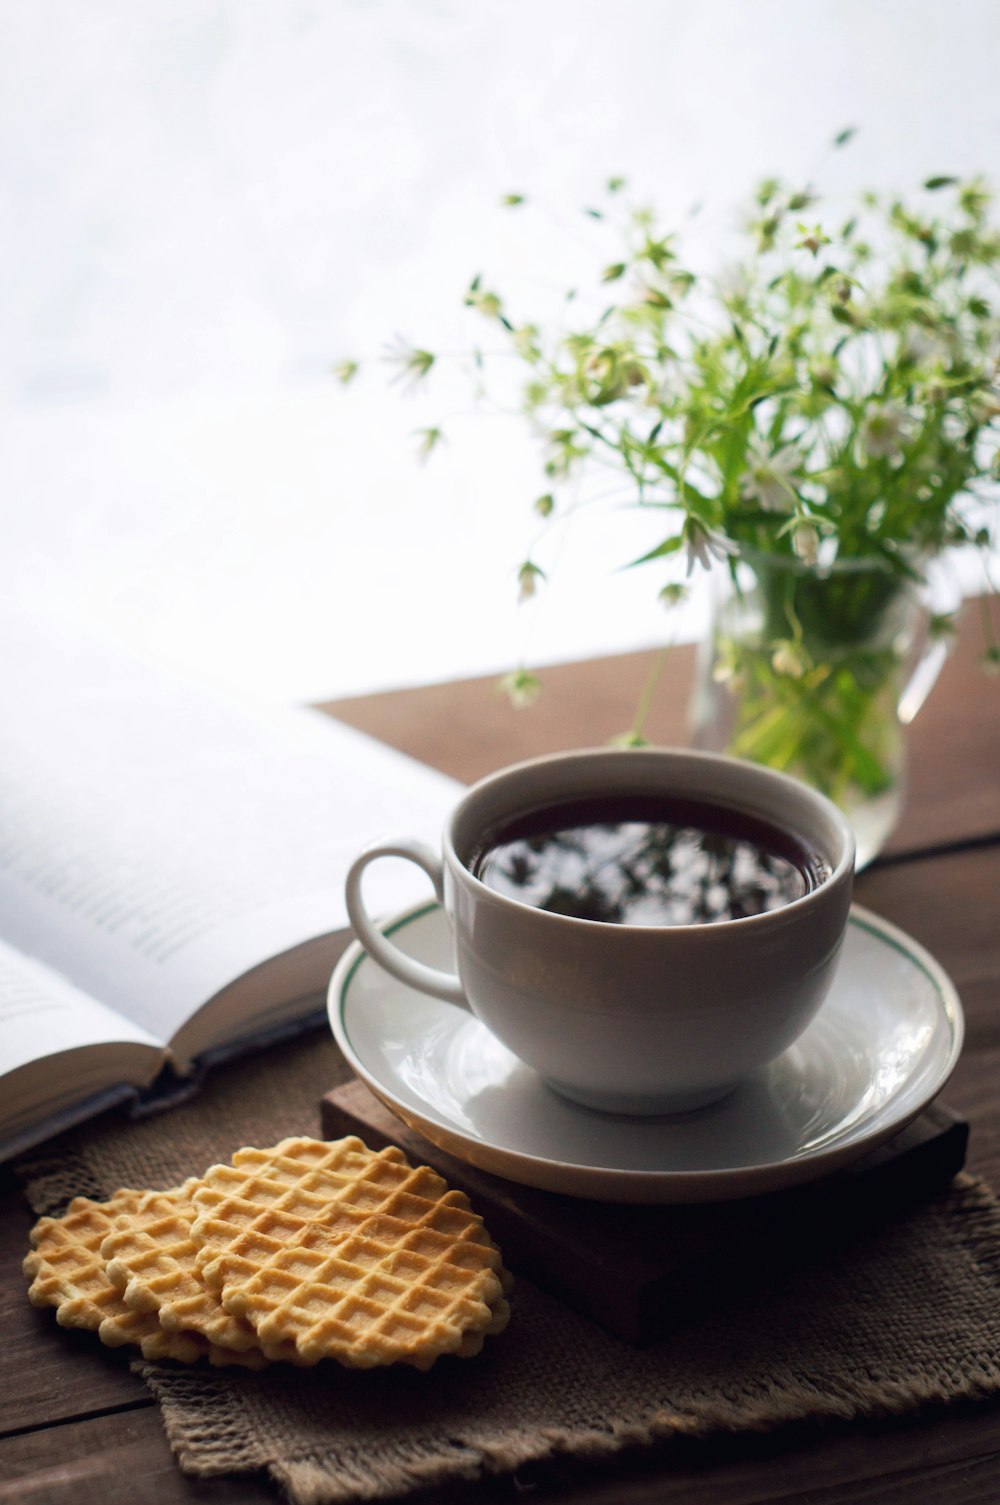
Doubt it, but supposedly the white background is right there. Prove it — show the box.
[3,0,999,704]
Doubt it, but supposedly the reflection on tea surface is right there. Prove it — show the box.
[474,795,815,926]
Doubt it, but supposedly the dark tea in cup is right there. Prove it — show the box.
[470,793,829,926]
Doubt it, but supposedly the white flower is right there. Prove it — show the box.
[517,561,545,601]
[771,641,807,679]
[791,519,820,565]
[861,402,911,459]
[498,670,542,707]
[740,439,801,512]
[970,389,1000,423]
[683,518,740,576]
[711,643,741,685]
[901,328,941,364]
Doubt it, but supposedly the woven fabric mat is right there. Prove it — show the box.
[16,1030,1000,1505]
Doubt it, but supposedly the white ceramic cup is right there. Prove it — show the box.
[345,747,856,1115]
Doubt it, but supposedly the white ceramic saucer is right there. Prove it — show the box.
[328,902,964,1204]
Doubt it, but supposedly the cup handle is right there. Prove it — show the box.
[344,839,467,1005]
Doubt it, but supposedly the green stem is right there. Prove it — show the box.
[628,646,674,744]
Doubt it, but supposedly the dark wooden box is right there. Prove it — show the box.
[321,1079,969,1345]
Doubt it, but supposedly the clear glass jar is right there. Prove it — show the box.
[688,550,959,869]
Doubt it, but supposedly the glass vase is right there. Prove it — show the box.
[688,550,958,869]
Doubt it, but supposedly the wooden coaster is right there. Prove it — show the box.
[321,1080,969,1345]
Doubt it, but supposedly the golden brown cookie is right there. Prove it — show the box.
[24,1188,266,1368]
[100,1179,285,1357]
[189,1135,510,1369]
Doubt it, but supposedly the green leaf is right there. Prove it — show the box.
[639,235,675,270]
[579,422,617,450]
[501,192,525,207]
[627,534,685,568]
[607,176,626,194]
[924,176,959,191]
[795,223,832,256]
[533,493,555,517]
[602,262,628,282]
[609,729,651,748]
[333,359,359,385]
[929,611,959,640]
[385,343,435,387]
[833,126,857,147]
[413,426,445,460]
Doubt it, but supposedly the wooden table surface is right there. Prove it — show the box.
[3,605,999,1505]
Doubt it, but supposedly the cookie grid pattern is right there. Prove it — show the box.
[191,1136,509,1368]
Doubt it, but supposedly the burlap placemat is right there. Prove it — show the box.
[16,1030,1000,1505]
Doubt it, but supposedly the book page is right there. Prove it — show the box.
[0,935,160,1075]
[0,610,462,1047]
[0,935,168,1151]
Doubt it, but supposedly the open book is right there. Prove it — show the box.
[0,611,462,1162]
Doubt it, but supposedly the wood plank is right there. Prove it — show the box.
[4,1374,1000,1505]
[320,596,999,858]
[0,1175,150,1436]
[856,845,1000,997]
[0,1409,272,1504]
[530,1406,1000,1505]
[324,643,687,785]
[889,592,1000,858]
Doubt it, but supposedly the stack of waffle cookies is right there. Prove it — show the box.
[23,1134,511,1370]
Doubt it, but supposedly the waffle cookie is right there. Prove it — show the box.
[100,1179,295,1360]
[189,1135,511,1369]
[24,1188,267,1368]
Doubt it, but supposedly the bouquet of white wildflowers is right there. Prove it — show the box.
[340,133,1000,833]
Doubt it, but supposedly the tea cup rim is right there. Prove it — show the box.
[443,745,856,935]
